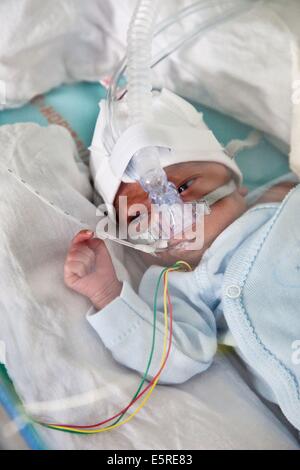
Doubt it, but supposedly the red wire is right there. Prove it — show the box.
[48,271,173,429]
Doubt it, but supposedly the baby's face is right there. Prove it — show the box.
[114,162,247,267]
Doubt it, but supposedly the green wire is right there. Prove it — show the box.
[111,262,185,425]
[111,264,176,426]
[40,261,184,433]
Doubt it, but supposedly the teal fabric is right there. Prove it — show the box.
[0,82,290,189]
[194,103,290,191]
[0,82,106,149]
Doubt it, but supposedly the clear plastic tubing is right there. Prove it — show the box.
[110,0,258,208]
[126,0,158,126]
[125,0,181,206]
[106,0,257,151]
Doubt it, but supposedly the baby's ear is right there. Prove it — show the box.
[238,186,248,197]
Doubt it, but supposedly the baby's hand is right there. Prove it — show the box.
[64,230,122,310]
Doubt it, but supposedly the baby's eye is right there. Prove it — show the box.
[177,179,195,194]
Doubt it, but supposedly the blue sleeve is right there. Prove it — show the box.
[87,265,217,384]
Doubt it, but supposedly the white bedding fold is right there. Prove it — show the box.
[1,0,300,156]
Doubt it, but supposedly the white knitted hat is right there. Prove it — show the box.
[90,88,242,211]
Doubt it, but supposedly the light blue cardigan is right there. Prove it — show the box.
[87,185,300,430]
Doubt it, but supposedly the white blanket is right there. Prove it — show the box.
[1,0,300,157]
[0,123,298,449]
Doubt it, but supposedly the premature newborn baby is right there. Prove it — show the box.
[64,161,295,375]
[64,161,249,305]
[64,90,300,430]
[65,161,294,305]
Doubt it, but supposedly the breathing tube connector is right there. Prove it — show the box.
[126,0,157,126]
[125,0,182,208]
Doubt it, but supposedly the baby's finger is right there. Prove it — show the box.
[67,247,95,268]
[64,260,88,284]
[87,237,105,252]
[72,230,94,246]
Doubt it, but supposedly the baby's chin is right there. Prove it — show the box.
[142,245,205,268]
[141,223,219,268]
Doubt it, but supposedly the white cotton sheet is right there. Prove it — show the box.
[1,0,300,156]
[0,123,298,449]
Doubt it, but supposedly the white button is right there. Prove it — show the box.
[226,285,241,299]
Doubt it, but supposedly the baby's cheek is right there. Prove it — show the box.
[204,196,245,242]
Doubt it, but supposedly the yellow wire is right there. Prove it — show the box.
[43,267,176,434]
[41,262,192,434]
[175,260,192,271]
